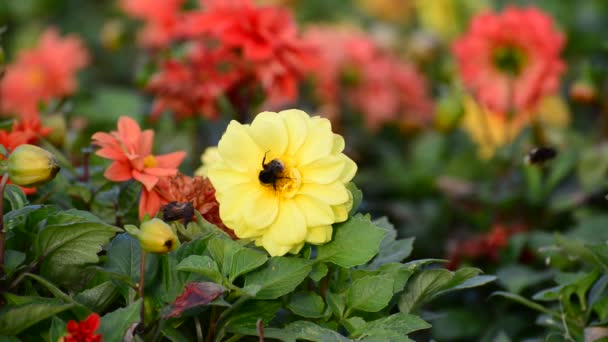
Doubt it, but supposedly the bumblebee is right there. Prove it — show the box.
[259,153,285,190]
[524,147,557,165]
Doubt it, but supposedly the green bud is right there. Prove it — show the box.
[7,144,60,186]
[126,218,178,254]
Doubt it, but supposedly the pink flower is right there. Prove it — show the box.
[452,6,565,114]
[91,116,185,218]
[0,28,89,117]
[304,25,433,131]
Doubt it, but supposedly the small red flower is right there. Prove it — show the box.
[61,313,102,342]
[452,6,565,115]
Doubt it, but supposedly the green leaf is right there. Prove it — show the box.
[74,281,119,313]
[248,321,350,342]
[354,313,430,339]
[34,210,121,287]
[399,264,495,313]
[117,181,141,216]
[228,247,268,283]
[326,291,345,318]
[206,235,241,276]
[104,233,159,291]
[288,292,326,318]
[176,255,223,283]
[224,301,282,335]
[490,291,558,317]
[0,298,74,335]
[347,275,394,313]
[98,299,142,341]
[316,214,385,268]
[353,263,415,294]
[309,262,328,282]
[66,182,92,203]
[577,144,608,191]
[496,264,551,294]
[4,250,25,277]
[244,257,313,300]
[3,184,27,211]
[49,316,66,342]
[593,296,608,321]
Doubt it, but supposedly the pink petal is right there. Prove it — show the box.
[96,147,128,161]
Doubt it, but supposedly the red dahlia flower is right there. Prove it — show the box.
[60,313,102,342]
[120,0,184,48]
[452,6,565,114]
[0,28,89,118]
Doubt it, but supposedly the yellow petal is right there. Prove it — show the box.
[331,134,345,154]
[243,188,279,230]
[294,194,335,226]
[260,237,293,257]
[264,200,307,246]
[299,155,344,184]
[306,225,333,244]
[338,155,357,183]
[217,121,264,173]
[281,109,310,156]
[208,164,251,192]
[296,117,334,165]
[299,182,349,205]
[332,203,349,222]
[249,111,289,160]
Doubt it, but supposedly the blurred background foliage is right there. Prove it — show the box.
[3,0,608,340]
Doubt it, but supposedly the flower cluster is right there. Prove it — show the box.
[0,28,89,118]
[119,0,184,48]
[208,109,357,256]
[446,223,528,269]
[452,6,565,115]
[60,313,102,342]
[304,25,433,131]
[126,0,315,120]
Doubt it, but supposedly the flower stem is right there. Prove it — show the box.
[138,250,147,333]
[0,172,10,284]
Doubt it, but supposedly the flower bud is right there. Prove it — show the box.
[42,113,67,147]
[434,93,464,133]
[569,80,597,104]
[127,218,178,254]
[7,144,60,187]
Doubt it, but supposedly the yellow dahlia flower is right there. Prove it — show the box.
[195,146,220,177]
[208,109,357,256]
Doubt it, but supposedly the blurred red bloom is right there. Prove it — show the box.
[0,28,89,118]
[155,173,235,238]
[146,0,314,120]
[91,116,185,218]
[452,6,565,114]
[304,25,433,131]
[120,0,184,48]
[61,313,102,342]
[147,45,241,120]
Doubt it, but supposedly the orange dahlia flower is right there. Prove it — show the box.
[92,116,185,218]
[452,6,565,115]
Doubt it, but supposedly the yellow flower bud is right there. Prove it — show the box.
[132,218,178,254]
[7,144,60,187]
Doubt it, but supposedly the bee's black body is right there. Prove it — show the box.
[525,147,557,165]
[259,154,285,190]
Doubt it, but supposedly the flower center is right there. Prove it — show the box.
[143,155,158,168]
[258,157,302,199]
[492,45,526,76]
